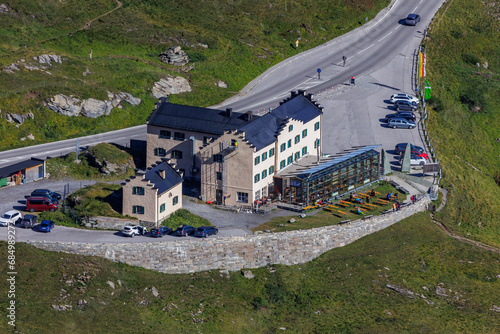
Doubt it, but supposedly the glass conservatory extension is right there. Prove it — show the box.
[277,145,381,206]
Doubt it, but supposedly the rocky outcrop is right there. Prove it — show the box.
[4,112,34,124]
[151,76,191,98]
[33,54,62,65]
[2,63,20,73]
[159,46,190,66]
[47,92,141,118]
[215,80,227,88]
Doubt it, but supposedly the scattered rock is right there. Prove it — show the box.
[288,218,295,224]
[2,63,20,73]
[264,229,271,233]
[81,98,112,118]
[215,80,227,88]
[386,284,415,298]
[278,224,284,227]
[384,309,392,316]
[314,310,321,314]
[279,328,286,331]
[52,304,72,311]
[33,54,62,65]
[107,281,115,289]
[242,270,254,279]
[151,76,192,98]
[76,299,88,310]
[483,62,489,69]
[83,67,92,76]
[117,280,122,287]
[198,43,208,48]
[4,112,34,124]
[159,46,190,66]
[435,284,448,297]
[300,213,306,218]
[490,305,500,313]
[0,3,10,14]
[219,269,229,275]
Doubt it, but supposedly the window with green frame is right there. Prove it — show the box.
[280,143,286,152]
[287,139,292,148]
[288,125,293,132]
[254,174,260,183]
[262,152,267,161]
[269,165,275,174]
[269,148,275,157]
[302,146,307,155]
[302,129,307,138]
[294,151,300,160]
[280,160,285,169]
[314,122,320,131]
[172,196,179,206]
[254,156,260,165]
[262,169,267,178]
[160,203,165,213]
[287,155,293,164]
[294,135,300,144]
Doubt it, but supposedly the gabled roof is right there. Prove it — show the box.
[148,103,254,135]
[238,94,323,151]
[143,161,183,195]
[0,158,44,178]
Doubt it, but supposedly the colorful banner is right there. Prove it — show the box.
[420,52,426,77]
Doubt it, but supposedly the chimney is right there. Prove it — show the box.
[226,108,233,117]
[297,89,306,96]
[159,169,166,179]
[291,91,298,98]
[245,111,253,121]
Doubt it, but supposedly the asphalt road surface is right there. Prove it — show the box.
[0,0,445,243]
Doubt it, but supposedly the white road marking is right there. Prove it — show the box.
[357,44,374,55]
[378,31,393,42]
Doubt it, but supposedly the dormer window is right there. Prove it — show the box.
[288,125,293,132]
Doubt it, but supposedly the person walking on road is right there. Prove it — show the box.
[342,55,347,67]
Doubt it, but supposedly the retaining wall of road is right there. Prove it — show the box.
[27,196,430,274]
[89,216,139,230]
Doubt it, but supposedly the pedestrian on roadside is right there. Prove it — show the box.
[342,55,347,67]
[366,195,370,204]
[396,202,400,211]
[392,203,396,211]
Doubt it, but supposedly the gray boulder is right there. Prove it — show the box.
[152,76,191,98]
[4,112,34,124]
[159,46,190,66]
[47,94,82,117]
[81,98,112,118]
[2,63,19,73]
[0,4,9,14]
[34,54,62,65]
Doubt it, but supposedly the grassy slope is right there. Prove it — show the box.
[1,213,499,333]
[424,0,500,247]
[0,0,389,150]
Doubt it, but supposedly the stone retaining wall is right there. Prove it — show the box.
[28,197,430,274]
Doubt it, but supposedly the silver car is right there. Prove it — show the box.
[388,118,416,129]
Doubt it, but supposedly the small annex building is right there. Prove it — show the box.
[122,159,183,227]
[0,158,46,188]
[274,145,381,206]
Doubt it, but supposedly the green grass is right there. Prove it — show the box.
[0,0,390,150]
[160,208,213,230]
[46,143,135,181]
[2,213,499,333]
[253,182,406,233]
[423,0,500,247]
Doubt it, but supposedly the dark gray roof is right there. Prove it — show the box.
[144,161,183,195]
[148,103,254,135]
[238,94,323,151]
[0,158,44,179]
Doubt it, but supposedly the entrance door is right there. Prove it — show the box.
[216,190,223,205]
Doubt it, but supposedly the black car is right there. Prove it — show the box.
[33,189,61,200]
[150,226,172,237]
[395,143,424,155]
[30,192,59,204]
[21,214,38,228]
[175,225,196,237]
[194,226,219,238]
[394,100,418,112]
[385,111,416,123]
[405,13,421,26]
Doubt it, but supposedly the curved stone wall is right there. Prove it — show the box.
[27,197,430,274]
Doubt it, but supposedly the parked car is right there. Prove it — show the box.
[33,189,62,200]
[0,210,22,226]
[384,111,416,123]
[194,226,219,238]
[21,214,38,229]
[39,220,55,232]
[390,93,419,104]
[26,197,58,212]
[395,143,424,155]
[122,225,148,237]
[394,100,418,112]
[405,13,421,26]
[388,118,416,129]
[30,191,59,204]
[175,225,196,237]
[399,154,427,166]
[150,226,172,238]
